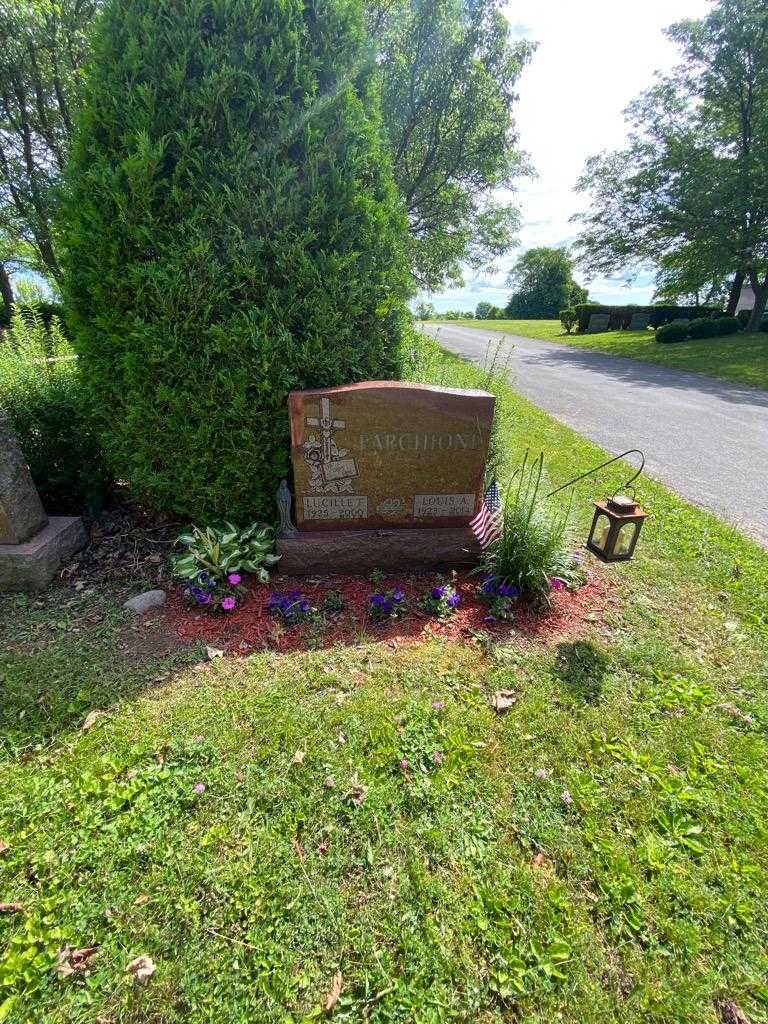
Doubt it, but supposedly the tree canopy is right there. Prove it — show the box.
[573,0,768,329]
[505,247,587,320]
[0,0,532,298]
[372,0,533,289]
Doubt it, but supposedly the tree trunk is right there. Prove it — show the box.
[0,262,13,322]
[726,269,745,316]
[745,273,768,332]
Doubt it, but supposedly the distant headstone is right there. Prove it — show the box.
[586,314,610,333]
[277,381,495,572]
[628,312,651,331]
[0,409,87,591]
[0,410,48,544]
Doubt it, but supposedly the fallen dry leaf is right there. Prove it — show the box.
[291,837,306,862]
[716,999,750,1024]
[133,894,150,907]
[291,749,306,765]
[126,955,156,983]
[55,945,99,978]
[205,646,224,661]
[323,971,343,1015]
[530,851,546,870]
[82,709,108,732]
[0,840,9,856]
[491,690,517,713]
[0,903,24,914]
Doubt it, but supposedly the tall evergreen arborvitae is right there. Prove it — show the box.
[61,0,410,521]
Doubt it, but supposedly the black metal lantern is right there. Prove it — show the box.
[546,448,647,564]
[587,494,647,562]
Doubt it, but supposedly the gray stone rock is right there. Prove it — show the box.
[0,516,87,592]
[123,589,167,614]
[0,409,48,544]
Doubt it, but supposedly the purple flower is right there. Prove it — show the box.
[534,768,549,780]
[560,789,573,806]
[484,614,498,623]
[221,596,236,612]
[196,591,211,606]
[393,589,405,602]
[431,701,445,711]
[550,578,565,591]
[482,578,498,595]
[431,586,447,600]
[193,782,206,795]
[370,594,386,606]
[431,751,444,766]
[498,583,518,598]
[447,593,461,608]
[399,758,410,771]
[194,735,204,743]
[227,573,242,586]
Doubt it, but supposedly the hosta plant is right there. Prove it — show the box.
[171,523,278,612]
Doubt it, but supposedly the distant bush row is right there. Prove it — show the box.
[570,303,723,333]
[657,315,744,343]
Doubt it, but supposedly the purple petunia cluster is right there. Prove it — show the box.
[478,574,519,622]
[421,583,461,619]
[368,588,406,623]
[183,569,243,613]
[267,590,312,626]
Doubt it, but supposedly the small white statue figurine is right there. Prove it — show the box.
[276,478,298,536]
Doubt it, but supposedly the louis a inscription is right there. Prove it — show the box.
[288,381,495,531]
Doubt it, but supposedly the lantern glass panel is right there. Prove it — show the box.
[615,521,638,557]
[591,513,612,552]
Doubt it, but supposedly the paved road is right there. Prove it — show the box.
[421,323,768,546]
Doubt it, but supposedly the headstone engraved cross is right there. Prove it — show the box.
[276,380,495,573]
[0,409,87,590]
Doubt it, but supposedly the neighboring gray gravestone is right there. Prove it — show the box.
[0,409,48,544]
[0,409,87,591]
[628,312,651,331]
[586,314,611,333]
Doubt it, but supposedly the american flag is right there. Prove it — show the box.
[470,479,503,548]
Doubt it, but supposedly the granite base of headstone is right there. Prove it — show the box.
[275,381,495,575]
[0,411,87,591]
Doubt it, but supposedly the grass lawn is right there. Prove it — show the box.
[2,341,768,1023]
[437,319,768,391]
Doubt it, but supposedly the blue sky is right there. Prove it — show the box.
[420,0,711,314]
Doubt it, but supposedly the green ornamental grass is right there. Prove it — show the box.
[483,452,584,606]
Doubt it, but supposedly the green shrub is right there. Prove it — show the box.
[688,316,741,339]
[0,301,67,333]
[481,453,585,608]
[656,322,690,343]
[560,308,577,334]
[61,0,411,523]
[0,306,112,513]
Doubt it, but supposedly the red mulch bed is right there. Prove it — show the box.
[165,569,615,656]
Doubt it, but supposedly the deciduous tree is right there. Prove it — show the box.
[505,247,587,320]
[574,0,768,331]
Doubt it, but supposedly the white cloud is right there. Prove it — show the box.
[421,0,711,314]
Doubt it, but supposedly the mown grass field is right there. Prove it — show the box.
[1,339,767,1023]
[438,319,768,391]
